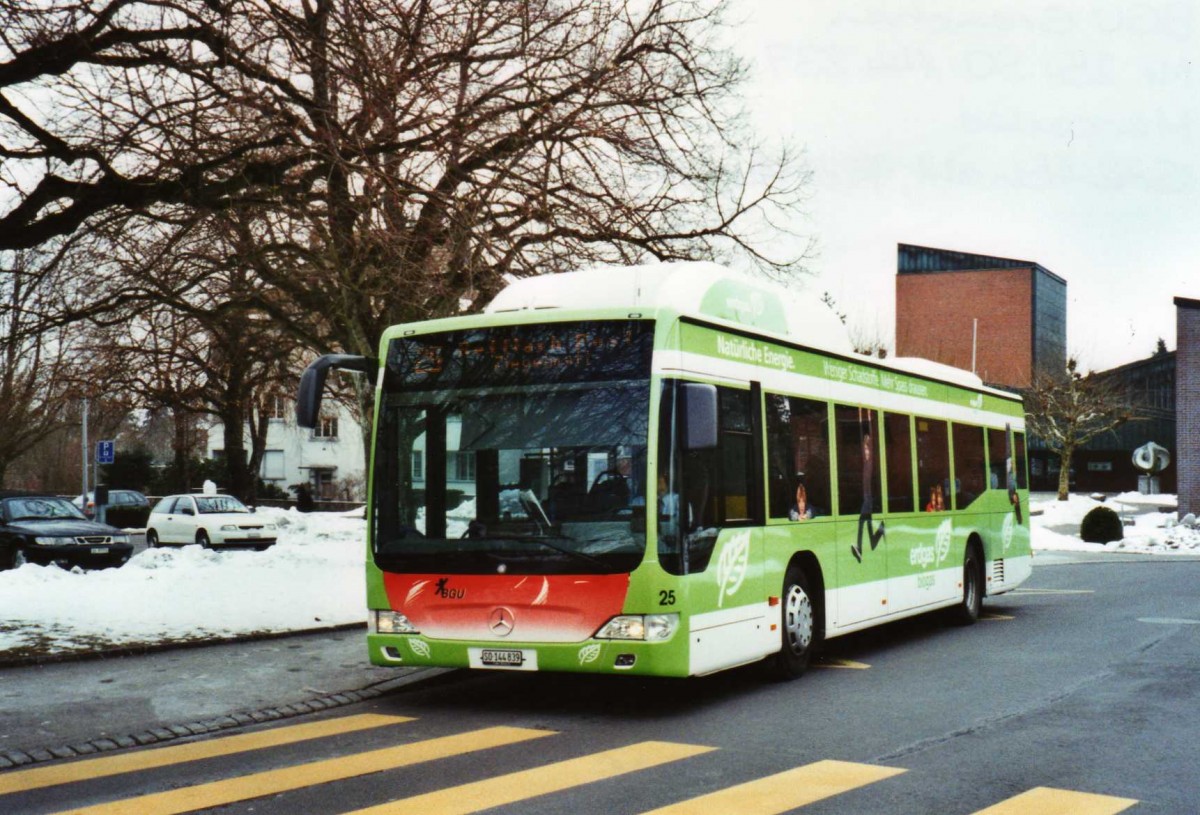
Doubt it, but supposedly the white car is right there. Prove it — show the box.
[146,494,277,550]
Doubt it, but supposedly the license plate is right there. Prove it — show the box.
[469,648,538,671]
[90,547,108,554]
[481,649,524,666]
[248,531,260,538]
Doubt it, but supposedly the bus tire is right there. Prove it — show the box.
[948,543,983,626]
[767,566,816,680]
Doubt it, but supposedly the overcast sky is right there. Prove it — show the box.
[734,0,1197,371]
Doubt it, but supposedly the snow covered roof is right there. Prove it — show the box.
[485,262,856,356]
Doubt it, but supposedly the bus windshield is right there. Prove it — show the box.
[373,320,654,575]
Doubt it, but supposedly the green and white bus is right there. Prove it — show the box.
[297,263,1031,679]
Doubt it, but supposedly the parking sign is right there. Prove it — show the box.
[97,440,115,464]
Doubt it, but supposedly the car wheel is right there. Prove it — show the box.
[254,543,271,552]
[767,566,816,680]
[146,529,160,548]
[196,530,212,549]
[948,543,983,626]
[3,546,26,570]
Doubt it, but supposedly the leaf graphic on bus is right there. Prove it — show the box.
[935,519,953,566]
[409,638,431,659]
[716,531,751,608]
[578,643,601,665]
[1001,512,1015,553]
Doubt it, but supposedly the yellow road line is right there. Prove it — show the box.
[1012,589,1095,595]
[814,657,871,669]
[641,760,906,814]
[970,786,1138,814]
[345,741,714,815]
[0,713,410,796]
[49,726,553,815]
[981,612,1015,621]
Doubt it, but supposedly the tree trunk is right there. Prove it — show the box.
[221,406,251,502]
[1056,450,1072,501]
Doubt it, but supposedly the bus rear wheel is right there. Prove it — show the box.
[948,544,983,625]
[767,567,815,680]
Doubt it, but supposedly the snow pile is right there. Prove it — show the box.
[0,508,367,658]
[1031,493,1200,555]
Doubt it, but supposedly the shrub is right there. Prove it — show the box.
[1080,506,1124,544]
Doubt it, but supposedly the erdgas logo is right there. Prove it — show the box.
[408,639,431,658]
[716,531,751,608]
[578,643,601,665]
[910,519,954,569]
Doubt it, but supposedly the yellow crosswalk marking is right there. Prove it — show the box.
[971,786,1138,814]
[0,713,410,796]
[48,726,553,815]
[640,760,905,814]
[814,657,871,669]
[344,741,715,815]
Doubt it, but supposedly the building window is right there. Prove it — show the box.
[262,450,285,481]
[313,415,339,439]
[454,451,476,482]
[411,450,424,482]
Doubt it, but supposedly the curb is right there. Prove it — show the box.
[0,666,448,772]
[0,622,369,670]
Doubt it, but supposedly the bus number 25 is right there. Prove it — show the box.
[658,590,676,606]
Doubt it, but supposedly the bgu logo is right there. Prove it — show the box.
[435,578,465,600]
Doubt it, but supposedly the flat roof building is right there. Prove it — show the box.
[895,244,1067,389]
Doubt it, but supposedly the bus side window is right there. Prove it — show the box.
[765,393,831,519]
[884,413,915,512]
[835,405,881,517]
[987,427,1007,488]
[916,417,950,512]
[1013,431,1029,490]
[951,424,987,510]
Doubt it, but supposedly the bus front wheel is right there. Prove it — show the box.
[767,567,815,680]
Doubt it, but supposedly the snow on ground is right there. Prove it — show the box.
[0,508,368,659]
[1031,492,1200,555]
[2,495,1198,659]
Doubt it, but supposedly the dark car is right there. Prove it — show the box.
[0,491,133,570]
[74,489,151,528]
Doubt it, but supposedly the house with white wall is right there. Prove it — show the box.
[205,398,365,500]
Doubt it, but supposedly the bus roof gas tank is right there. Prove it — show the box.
[484,262,856,357]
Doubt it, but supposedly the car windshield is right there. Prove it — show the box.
[3,497,88,522]
[195,496,249,514]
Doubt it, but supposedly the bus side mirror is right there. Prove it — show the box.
[296,354,377,429]
[680,383,718,451]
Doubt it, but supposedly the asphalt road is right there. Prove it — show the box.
[3,551,1199,814]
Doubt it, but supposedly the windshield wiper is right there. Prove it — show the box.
[500,534,617,572]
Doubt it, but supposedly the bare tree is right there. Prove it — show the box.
[1024,357,1135,501]
[0,252,90,485]
[1,0,811,314]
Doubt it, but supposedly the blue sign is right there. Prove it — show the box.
[96,440,115,465]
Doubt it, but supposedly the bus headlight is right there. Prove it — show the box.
[594,614,678,641]
[373,610,419,634]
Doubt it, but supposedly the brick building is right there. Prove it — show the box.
[1177,297,1200,516]
[894,244,1066,389]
